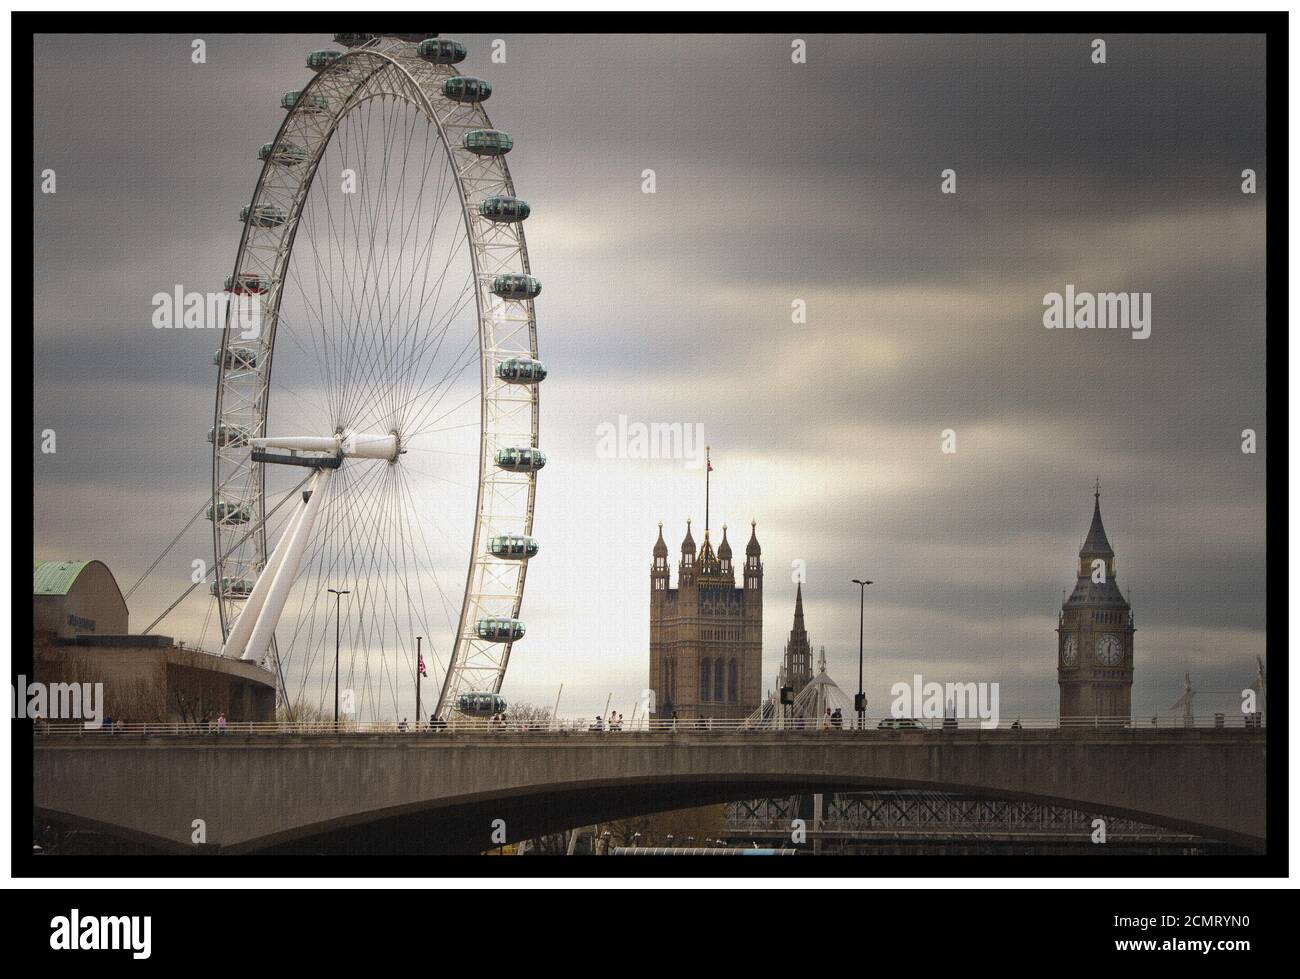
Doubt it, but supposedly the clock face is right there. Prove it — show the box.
[1061,635,1078,666]
[1095,634,1122,667]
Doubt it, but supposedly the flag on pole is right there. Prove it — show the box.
[418,653,427,677]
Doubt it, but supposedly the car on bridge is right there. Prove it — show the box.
[877,717,927,731]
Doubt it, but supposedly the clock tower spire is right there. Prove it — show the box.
[1057,484,1135,722]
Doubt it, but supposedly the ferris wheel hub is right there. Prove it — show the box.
[340,430,401,462]
[250,430,401,463]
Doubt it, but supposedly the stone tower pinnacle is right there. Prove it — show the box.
[782,582,813,693]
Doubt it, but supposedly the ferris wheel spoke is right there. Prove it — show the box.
[343,97,404,428]
[372,275,476,430]
[356,472,411,716]
[390,125,448,397]
[342,476,390,715]
[392,466,452,679]
[287,196,348,422]
[351,97,404,426]
[389,252,475,426]
[347,110,460,434]
[403,445,478,455]
[371,100,432,427]
[395,463,474,616]
[347,274,476,437]
[399,326,481,438]
[391,155,463,410]
[307,99,381,432]
[393,461,473,491]
[329,97,376,427]
[403,354,484,440]
[267,317,336,425]
[376,472,442,681]
[323,116,363,426]
[276,464,378,671]
[350,312,473,437]
[309,464,396,716]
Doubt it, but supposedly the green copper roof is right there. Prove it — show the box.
[33,559,93,596]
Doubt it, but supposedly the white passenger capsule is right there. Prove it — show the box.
[495,357,547,384]
[475,618,525,642]
[454,691,507,717]
[488,535,539,560]
[494,447,546,472]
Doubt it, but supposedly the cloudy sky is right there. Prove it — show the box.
[33,33,1268,721]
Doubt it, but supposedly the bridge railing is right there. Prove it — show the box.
[30,713,1266,737]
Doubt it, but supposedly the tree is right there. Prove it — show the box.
[280,698,329,723]
[503,701,554,728]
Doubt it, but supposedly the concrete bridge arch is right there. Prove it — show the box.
[34,728,1266,854]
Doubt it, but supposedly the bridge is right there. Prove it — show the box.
[33,724,1266,854]
[726,793,1235,853]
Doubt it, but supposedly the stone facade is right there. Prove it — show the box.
[650,520,762,719]
[34,635,277,723]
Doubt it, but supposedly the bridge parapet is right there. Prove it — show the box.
[34,728,1266,854]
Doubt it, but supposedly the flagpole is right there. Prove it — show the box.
[416,635,423,729]
[705,445,711,533]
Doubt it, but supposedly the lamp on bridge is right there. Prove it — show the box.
[328,587,350,725]
[851,578,873,729]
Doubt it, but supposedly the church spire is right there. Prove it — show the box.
[782,582,812,692]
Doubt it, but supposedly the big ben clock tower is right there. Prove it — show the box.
[1057,483,1135,721]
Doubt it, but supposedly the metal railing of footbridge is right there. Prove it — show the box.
[31,713,1266,738]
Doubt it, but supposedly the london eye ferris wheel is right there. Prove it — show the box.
[208,33,544,721]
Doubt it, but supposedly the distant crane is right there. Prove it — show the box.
[1248,656,1266,724]
[1168,672,1196,728]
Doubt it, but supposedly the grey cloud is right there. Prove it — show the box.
[33,33,1269,721]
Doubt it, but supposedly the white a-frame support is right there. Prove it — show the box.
[220,467,332,663]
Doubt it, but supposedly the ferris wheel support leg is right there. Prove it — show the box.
[241,468,333,663]
[219,483,313,660]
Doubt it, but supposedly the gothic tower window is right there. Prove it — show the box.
[728,658,738,703]
[699,659,710,702]
[714,659,725,702]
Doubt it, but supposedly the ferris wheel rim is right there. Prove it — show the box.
[209,37,540,721]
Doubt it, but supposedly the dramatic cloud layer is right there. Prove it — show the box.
[33,33,1268,720]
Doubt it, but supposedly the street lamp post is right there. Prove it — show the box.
[328,587,350,726]
[851,578,873,730]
